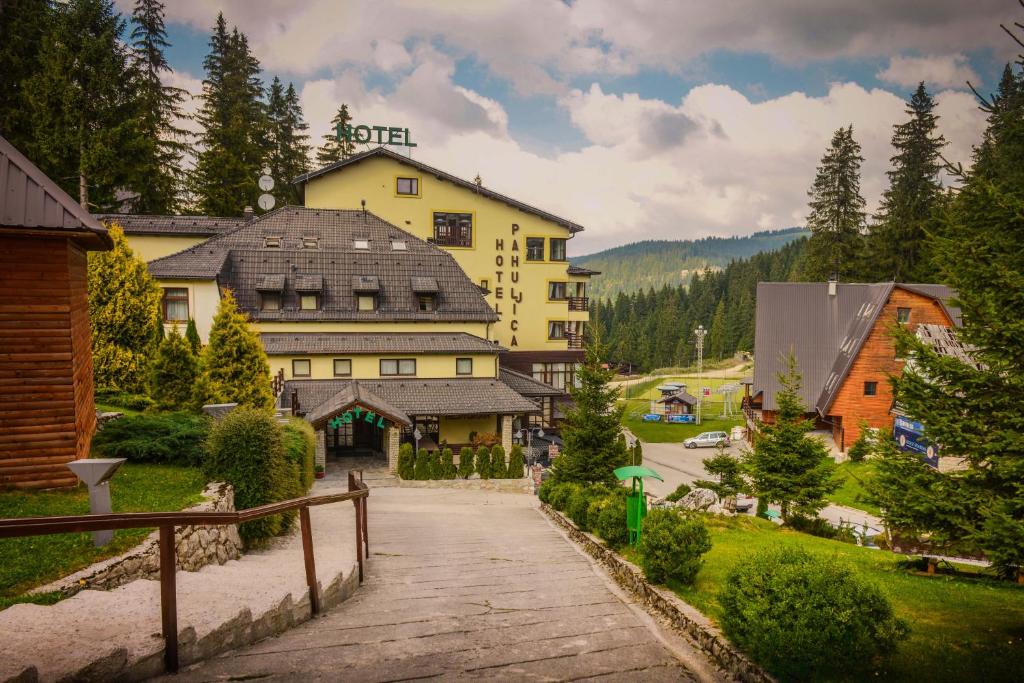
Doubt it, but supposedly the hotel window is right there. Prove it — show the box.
[480,278,490,292]
[864,381,878,396]
[418,294,436,312]
[396,177,419,196]
[333,359,352,377]
[456,358,473,375]
[432,212,473,247]
[260,292,281,311]
[301,236,319,249]
[353,238,370,250]
[292,359,311,378]
[548,320,566,340]
[162,287,189,322]
[391,240,407,251]
[532,362,578,391]
[300,294,319,311]
[263,236,281,248]
[526,237,545,261]
[897,307,911,324]
[381,358,416,376]
[548,281,567,301]
[550,238,567,262]
[357,295,376,312]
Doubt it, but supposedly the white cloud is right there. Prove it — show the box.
[877,54,980,89]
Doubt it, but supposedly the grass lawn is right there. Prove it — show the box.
[621,397,743,443]
[0,464,207,603]
[828,460,881,516]
[668,515,1024,682]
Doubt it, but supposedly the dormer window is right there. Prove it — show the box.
[264,236,281,248]
[260,292,281,311]
[391,240,407,251]
[357,295,376,312]
[302,236,319,249]
[354,238,370,250]
[300,294,318,311]
[418,294,436,312]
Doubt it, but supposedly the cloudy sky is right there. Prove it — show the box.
[130,1,1018,255]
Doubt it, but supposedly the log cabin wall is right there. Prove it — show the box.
[827,288,955,449]
[0,235,91,489]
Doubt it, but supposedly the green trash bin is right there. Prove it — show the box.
[614,465,663,546]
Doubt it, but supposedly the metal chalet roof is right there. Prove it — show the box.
[567,264,601,276]
[147,206,498,323]
[95,214,248,237]
[260,332,502,355]
[657,389,698,406]
[499,367,564,397]
[293,147,584,233]
[753,282,959,414]
[0,135,111,250]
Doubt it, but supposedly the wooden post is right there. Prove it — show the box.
[299,506,320,615]
[159,525,179,673]
[355,495,364,583]
[359,472,369,558]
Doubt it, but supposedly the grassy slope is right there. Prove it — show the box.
[619,374,744,442]
[0,464,207,600]
[671,515,1024,682]
[828,460,881,516]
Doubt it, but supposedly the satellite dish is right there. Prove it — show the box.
[261,166,271,176]
[258,193,275,211]
[258,175,275,191]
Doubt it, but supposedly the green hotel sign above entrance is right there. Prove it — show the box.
[329,405,389,430]
[337,124,416,148]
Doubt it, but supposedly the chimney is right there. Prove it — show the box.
[827,276,838,297]
[243,206,254,221]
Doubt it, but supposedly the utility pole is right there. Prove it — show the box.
[694,324,707,425]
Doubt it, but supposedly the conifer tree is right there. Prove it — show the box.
[708,300,727,360]
[149,326,200,410]
[184,318,202,354]
[490,445,506,479]
[87,225,162,392]
[128,0,188,213]
[802,126,867,281]
[694,449,744,502]
[741,353,838,520]
[266,77,311,205]
[0,0,52,152]
[866,83,946,282]
[192,13,269,216]
[24,0,144,210]
[316,103,356,166]
[552,343,629,484]
[201,289,273,409]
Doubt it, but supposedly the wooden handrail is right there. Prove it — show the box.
[0,476,370,674]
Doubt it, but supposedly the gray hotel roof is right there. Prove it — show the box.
[753,282,958,414]
[147,206,498,323]
[95,214,248,236]
[260,332,502,355]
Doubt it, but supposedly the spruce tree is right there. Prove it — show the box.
[128,0,188,213]
[192,13,269,216]
[802,125,867,281]
[24,0,144,210]
[87,225,162,392]
[741,353,838,520]
[694,449,744,502]
[185,318,202,354]
[552,343,629,484]
[149,327,200,410]
[708,300,727,360]
[316,103,356,166]
[0,0,52,152]
[201,289,273,409]
[866,83,946,282]
[266,77,310,205]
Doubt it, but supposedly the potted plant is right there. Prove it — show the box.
[314,464,326,480]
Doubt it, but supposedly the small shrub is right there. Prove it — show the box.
[665,482,692,503]
[413,449,431,480]
[426,450,441,479]
[787,514,858,544]
[439,447,456,478]
[90,412,209,466]
[490,445,506,479]
[281,418,315,492]
[471,431,501,448]
[848,422,873,462]
[507,444,525,478]
[397,443,415,480]
[204,407,296,545]
[592,493,629,549]
[457,446,474,479]
[94,388,156,412]
[149,328,200,411]
[538,478,557,504]
[637,509,711,585]
[719,547,909,680]
[566,485,607,531]
[548,482,582,512]
[476,446,491,479]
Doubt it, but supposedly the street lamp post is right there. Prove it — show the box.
[694,324,707,425]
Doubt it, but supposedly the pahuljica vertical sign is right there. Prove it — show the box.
[337,124,416,147]
[330,405,389,430]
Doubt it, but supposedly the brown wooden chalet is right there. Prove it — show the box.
[0,135,112,489]
[747,281,959,451]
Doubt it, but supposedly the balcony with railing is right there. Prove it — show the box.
[567,296,589,312]
[566,332,583,348]
[428,233,473,248]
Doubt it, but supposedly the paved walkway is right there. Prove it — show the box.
[171,486,716,682]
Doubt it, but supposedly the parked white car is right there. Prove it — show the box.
[683,431,730,448]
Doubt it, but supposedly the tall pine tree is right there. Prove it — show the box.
[266,77,310,205]
[0,0,52,152]
[866,83,946,282]
[801,125,867,281]
[316,103,356,166]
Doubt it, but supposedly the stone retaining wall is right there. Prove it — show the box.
[541,504,773,683]
[396,477,533,494]
[32,483,243,598]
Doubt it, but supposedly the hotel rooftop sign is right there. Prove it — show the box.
[337,124,416,148]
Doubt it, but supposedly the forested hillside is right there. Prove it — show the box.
[573,228,808,299]
[591,238,806,371]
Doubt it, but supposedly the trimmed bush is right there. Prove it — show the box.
[149,327,200,411]
[428,450,443,479]
[204,407,297,545]
[281,418,316,493]
[414,449,431,480]
[665,482,692,502]
[476,446,491,479]
[94,389,155,412]
[538,478,557,504]
[592,493,629,548]
[91,412,209,466]
[457,446,475,479]
[848,421,873,462]
[490,445,506,479]
[637,509,711,585]
[548,482,582,512]
[440,447,456,478]
[397,443,415,480]
[719,547,909,680]
[507,444,525,478]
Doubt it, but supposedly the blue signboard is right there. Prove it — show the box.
[642,414,662,422]
[893,416,938,468]
[667,414,696,424]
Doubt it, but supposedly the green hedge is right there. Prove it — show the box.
[507,445,525,478]
[281,418,315,493]
[457,447,474,479]
[414,449,431,480]
[490,445,506,479]
[592,493,629,548]
[440,448,456,478]
[475,446,491,479]
[397,443,415,479]
[90,412,210,466]
[637,509,711,585]
[94,388,155,412]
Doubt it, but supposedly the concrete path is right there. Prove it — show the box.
[170,486,718,682]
